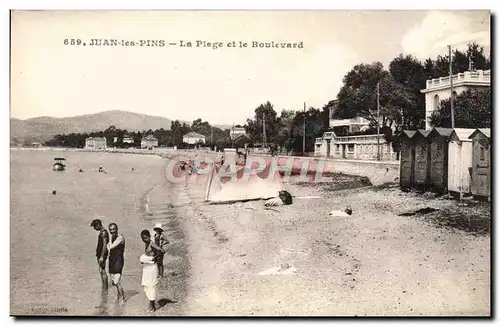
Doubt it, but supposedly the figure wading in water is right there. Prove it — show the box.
[140,229,165,312]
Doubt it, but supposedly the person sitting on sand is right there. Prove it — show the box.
[329,206,353,217]
[264,190,293,207]
[99,165,104,173]
[140,230,165,312]
[153,223,169,278]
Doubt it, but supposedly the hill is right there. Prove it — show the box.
[10,110,177,143]
[10,110,236,144]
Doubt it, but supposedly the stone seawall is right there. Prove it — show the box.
[251,154,400,186]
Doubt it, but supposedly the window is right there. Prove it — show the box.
[480,147,486,161]
[348,144,354,152]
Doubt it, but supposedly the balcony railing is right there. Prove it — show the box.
[426,70,491,89]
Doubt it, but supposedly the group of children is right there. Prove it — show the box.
[139,222,169,312]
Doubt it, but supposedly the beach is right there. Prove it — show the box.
[10,149,490,316]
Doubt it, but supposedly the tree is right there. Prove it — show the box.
[430,88,491,128]
[191,118,212,137]
[388,54,426,129]
[423,42,491,79]
[336,62,409,129]
[276,109,296,151]
[289,107,325,153]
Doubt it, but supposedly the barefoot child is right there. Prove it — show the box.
[153,223,169,278]
[140,230,165,312]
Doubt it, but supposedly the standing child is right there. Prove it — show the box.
[140,229,165,312]
[153,223,169,278]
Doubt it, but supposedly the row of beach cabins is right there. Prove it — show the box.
[399,127,491,201]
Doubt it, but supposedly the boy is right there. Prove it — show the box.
[153,223,169,278]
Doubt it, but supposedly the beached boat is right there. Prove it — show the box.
[52,157,66,171]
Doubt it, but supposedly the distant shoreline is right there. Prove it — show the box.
[9,146,212,161]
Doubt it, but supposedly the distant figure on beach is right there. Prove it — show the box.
[107,223,126,305]
[140,230,165,312]
[153,223,169,278]
[99,165,104,173]
[79,168,83,173]
[90,219,109,304]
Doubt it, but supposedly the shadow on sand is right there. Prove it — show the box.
[157,298,177,310]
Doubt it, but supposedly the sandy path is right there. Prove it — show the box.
[177,172,490,316]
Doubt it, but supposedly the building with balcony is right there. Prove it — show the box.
[314,99,394,160]
[326,99,371,135]
[421,69,491,130]
[315,132,396,161]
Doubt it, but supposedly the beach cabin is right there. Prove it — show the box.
[399,130,416,190]
[447,128,475,197]
[412,129,431,190]
[469,128,491,200]
[428,128,453,194]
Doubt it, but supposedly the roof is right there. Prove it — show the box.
[430,127,453,138]
[183,132,206,138]
[468,128,491,139]
[142,135,157,140]
[450,128,476,141]
[414,129,431,138]
[402,130,416,139]
[233,134,251,141]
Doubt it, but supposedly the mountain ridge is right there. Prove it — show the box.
[10,110,233,143]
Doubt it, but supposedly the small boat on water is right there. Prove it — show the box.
[53,157,66,171]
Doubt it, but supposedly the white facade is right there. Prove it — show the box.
[421,70,490,130]
[141,135,159,149]
[85,137,107,149]
[183,132,206,144]
[123,135,134,144]
[315,132,396,161]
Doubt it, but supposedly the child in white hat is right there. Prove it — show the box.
[153,223,169,278]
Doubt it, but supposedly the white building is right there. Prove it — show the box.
[123,135,134,144]
[230,126,246,140]
[327,99,371,134]
[421,69,491,130]
[183,132,206,144]
[314,100,395,160]
[85,137,107,149]
[141,135,159,149]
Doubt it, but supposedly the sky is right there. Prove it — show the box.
[10,10,490,125]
